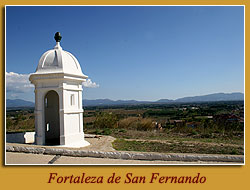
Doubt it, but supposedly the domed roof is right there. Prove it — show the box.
[34,32,86,78]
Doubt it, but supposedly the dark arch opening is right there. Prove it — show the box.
[44,90,60,145]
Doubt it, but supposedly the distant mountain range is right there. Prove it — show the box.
[6,92,244,108]
[6,99,35,108]
[83,93,244,106]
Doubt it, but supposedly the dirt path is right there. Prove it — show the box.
[6,134,117,152]
[80,134,116,151]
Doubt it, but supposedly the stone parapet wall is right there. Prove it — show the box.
[6,144,244,164]
[6,132,35,144]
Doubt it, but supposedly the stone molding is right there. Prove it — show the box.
[6,144,244,163]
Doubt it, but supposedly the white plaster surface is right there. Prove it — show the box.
[35,42,86,76]
[59,140,90,148]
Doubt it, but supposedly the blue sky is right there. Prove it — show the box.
[6,6,244,101]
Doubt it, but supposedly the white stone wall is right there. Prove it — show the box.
[30,77,87,147]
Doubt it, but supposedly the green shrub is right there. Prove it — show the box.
[118,129,127,133]
[191,130,198,136]
[200,133,211,138]
[102,128,112,135]
[94,112,118,129]
[94,129,102,135]
[230,149,238,155]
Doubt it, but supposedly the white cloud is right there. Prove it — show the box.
[6,72,99,93]
[6,72,34,93]
[83,79,100,88]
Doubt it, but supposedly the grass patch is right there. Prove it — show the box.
[112,139,244,155]
[101,129,244,145]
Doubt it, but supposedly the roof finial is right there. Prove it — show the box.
[54,32,62,42]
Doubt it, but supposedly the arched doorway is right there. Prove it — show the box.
[44,90,60,145]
